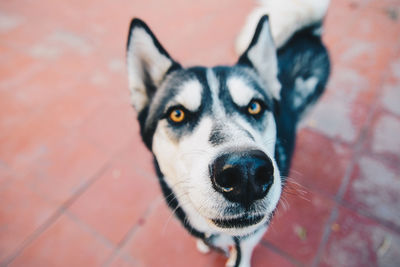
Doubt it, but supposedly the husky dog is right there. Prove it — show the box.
[126,1,330,266]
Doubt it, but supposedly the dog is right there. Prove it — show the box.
[125,1,330,266]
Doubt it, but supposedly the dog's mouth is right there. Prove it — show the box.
[210,214,265,229]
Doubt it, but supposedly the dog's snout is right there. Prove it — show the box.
[210,150,274,207]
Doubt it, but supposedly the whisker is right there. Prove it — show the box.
[162,192,192,234]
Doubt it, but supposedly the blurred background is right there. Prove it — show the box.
[1,0,400,266]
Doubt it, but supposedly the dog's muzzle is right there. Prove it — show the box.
[210,149,274,208]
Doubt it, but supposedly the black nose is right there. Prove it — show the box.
[210,150,274,207]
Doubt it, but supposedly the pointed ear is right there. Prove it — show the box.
[237,15,281,100]
[126,18,181,112]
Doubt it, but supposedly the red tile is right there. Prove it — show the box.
[163,0,253,65]
[319,207,400,267]
[381,79,400,118]
[9,214,113,267]
[0,1,66,48]
[290,129,352,197]
[0,11,23,34]
[122,200,227,267]
[365,0,400,23]
[124,137,157,177]
[263,190,334,265]
[80,102,138,155]
[0,47,39,87]
[0,180,57,263]
[306,0,400,144]
[0,82,105,149]
[0,163,14,189]
[343,155,400,228]
[108,254,137,267]
[68,147,160,244]
[323,0,362,48]
[378,50,400,117]
[327,0,400,71]
[0,69,107,171]
[252,245,296,267]
[20,132,110,206]
[303,65,373,144]
[365,111,400,161]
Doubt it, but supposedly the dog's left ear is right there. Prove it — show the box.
[126,18,181,112]
[238,15,281,100]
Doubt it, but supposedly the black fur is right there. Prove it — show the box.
[233,237,242,267]
[274,24,330,177]
[209,123,227,146]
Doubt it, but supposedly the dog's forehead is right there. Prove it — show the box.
[154,67,208,112]
[146,66,272,128]
[167,66,270,107]
[167,77,204,111]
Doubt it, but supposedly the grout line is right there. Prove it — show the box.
[1,161,111,266]
[309,201,339,267]
[102,196,163,267]
[65,210,140,266]
[64,210,117,251]
[310,110,367,267]
[311,88,378,267]
[0,131,157,266]
[311,30,400,267]
[309,138,363,267]
[301,126,358,148]
[337,199,400,234]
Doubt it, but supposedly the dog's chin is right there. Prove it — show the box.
[206,213,269,236]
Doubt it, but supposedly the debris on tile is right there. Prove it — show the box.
[294,225,307,241]
[331,223,340,232]
[384,7,399,21]
[377,236,391,257]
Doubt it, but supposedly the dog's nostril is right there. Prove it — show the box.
[254,165,274,193]
[255,164,273,185]
[214,166,240,192]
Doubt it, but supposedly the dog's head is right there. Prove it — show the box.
[126,17,282,236]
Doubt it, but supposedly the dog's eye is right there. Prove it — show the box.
[168,108,186,123]
[247,100,263,115]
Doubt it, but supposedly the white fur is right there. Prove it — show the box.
[245,19,281,100]
[127,27,173,111]
[226,246,238,267]
[235,227,268,267]
[227,77,262,106]
[174,80,203,111]
[207,68,224,114]
[196,239,211,254]
[293,76,318,108]
[236,0,330,53]
[210,234,234,256]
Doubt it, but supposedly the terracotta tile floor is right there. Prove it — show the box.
[1,0,400,266]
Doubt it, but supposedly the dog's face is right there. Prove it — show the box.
[127,18,282,236]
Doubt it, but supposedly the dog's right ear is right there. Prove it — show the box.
[237,15,281,100]
[126,18,181,112]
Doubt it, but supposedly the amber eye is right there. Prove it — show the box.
[247,100,263,115]
[169,108,185,123]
